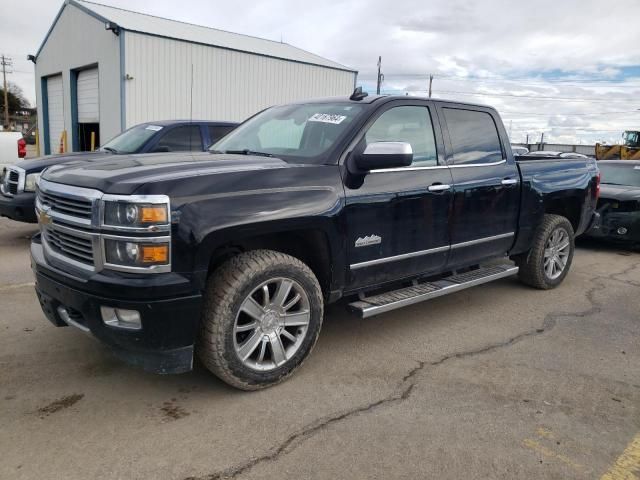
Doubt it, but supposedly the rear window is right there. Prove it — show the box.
[443,108,503,165]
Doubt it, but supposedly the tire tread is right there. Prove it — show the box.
[517,214,575,290]
[197,249,323,390]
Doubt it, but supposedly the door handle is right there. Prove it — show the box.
[501,178,518,186]
[428,184,452,192]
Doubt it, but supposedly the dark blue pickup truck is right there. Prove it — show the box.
[0,120,237,223]
[30,91,599,390]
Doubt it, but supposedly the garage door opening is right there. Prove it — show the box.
[75,67,100,151]
[77,123,100,151]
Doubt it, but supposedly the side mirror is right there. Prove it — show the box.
[153,146,170,153]
[354,142,413,171]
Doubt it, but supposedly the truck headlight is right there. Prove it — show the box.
[104,238,169,268]
[24,173,41,192]
[103,201,168,227]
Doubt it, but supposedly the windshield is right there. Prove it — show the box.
[211,103,365,164]
[101,124,162,154]
[599,164,640,187]
[623,131,639,146]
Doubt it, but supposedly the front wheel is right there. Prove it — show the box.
[197,250,324,390]
[517,214,575,290]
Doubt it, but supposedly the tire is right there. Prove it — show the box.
[517,214,575,290]
[197,250,324,390]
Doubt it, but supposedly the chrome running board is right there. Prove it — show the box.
[349,263,519,319]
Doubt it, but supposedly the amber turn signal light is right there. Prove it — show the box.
[141,245,169,263]
[140,206,168,223]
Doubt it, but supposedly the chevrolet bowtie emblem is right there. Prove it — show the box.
[38,208,53,225]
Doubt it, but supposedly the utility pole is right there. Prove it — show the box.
[428,74,433,98]
[1,55,12,129]
[376,56,383,95]
[526,133,529,145]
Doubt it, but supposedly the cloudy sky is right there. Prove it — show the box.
[2,0,639,144]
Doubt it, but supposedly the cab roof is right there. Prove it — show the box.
[287,94,492,111]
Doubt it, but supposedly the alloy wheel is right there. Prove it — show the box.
[543,227,571,280]
[233,277,311,371]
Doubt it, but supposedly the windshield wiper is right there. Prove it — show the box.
[225,149,273,157]
[103,147,119,153]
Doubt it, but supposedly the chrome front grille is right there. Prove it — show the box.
[39,189,93,219]
[36,179,103,272]
[7,170,19,194]
[36,177,171,274]
[44,224,94,265]
[1,167,22,197]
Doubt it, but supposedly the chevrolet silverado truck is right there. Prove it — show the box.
[0,120,237,223]
[31,91,600,390]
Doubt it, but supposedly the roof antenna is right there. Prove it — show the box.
[350,86,368,101]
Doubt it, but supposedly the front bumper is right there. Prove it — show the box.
[585,210,640,244]
[0,192,37,223]
[31,236,203,374]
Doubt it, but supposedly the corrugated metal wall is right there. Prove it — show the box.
[123,32,356,126]
[35,4,121,152]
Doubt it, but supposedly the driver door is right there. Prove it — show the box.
[344,101,453,290]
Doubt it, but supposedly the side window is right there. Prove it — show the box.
[443,108,503,165]
[364,106,437,166]
[156,125,202,152]
[208,125,235,145]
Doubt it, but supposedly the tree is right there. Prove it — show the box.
[0,82,30,116]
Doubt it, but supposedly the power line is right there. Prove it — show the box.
[437,76,640,89]
[500,110,639,116]
[430,89,630,102]
[381,86,634,102]
[367,72,640,88]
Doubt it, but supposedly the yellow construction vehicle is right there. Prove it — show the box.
[596,130,640,160]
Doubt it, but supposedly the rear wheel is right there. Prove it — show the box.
[517,214,575,289]
[197,250,323,390]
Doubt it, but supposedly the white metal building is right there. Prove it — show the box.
[33,0,357,154]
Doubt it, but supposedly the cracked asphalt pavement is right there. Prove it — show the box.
[0,216,638,480]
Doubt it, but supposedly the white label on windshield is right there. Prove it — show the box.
[145,125,163,131]
[309,113,347,124]
[635,166,640,170]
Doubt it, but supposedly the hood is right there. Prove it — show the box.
[599,184,640,202]
[15,151,111,174]
[42,151,291,194]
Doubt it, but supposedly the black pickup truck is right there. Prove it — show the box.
[30,92,600,390]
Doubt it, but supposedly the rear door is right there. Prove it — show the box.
[344,100,453,289]
[437,105,520,267]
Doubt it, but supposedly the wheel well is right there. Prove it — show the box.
[207,229,332,296]
[544,197,581,232]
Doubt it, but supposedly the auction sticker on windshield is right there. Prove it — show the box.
[309,113,347,124]
[145,125,163,131]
